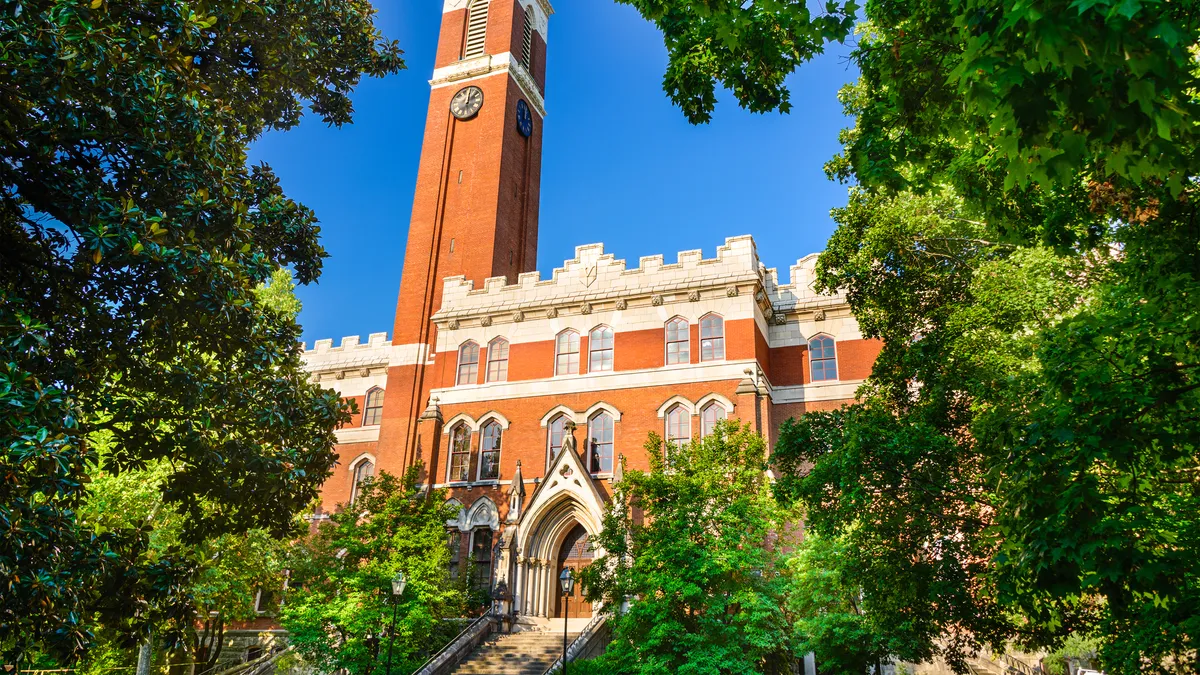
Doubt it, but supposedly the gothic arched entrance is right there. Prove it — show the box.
[554,524,593,619]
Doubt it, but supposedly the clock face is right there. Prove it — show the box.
[450,86,484,120]
[516,99,533,137]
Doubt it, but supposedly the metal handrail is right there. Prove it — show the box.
[998,653,1041,675]
[409,610,493,675]
[541,613,607,675]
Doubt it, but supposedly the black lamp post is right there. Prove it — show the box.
[385,571,406,675]
[558,568,574,675]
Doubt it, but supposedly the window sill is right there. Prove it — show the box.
[474,479,500,487]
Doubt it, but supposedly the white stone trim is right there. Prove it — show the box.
[769,379,864,404]
[442,0,552,39]
[656,395,695,418]
[538,405,576,428]
[389,343,433,367]
[335,425,380,444]
[348,452,377,472]
[466,496,500,531]
[477,410,512,430]
[582,401,622,422]
[443,412,478,433]
[432,359,755,406]
[430,52,546,117]
[695,392,735,413]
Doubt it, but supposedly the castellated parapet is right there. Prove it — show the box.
[432,235,841,325]
[302,332,392,373]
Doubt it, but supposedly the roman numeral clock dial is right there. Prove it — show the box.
[450,86,484,120]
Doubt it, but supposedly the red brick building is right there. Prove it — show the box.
[300,0,879,631]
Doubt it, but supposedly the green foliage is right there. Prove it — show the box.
[0,0,400,662]
[579,423,794,675]
[786,533,896,675]
[279,467,466,675]
[768,1,1200,672]
[618,0,858,123]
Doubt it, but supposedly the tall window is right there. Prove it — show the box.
[486,338,509,382]
[589,326,614,372]
[457,341,480,386]
[587,412,614,474]
[809,335,838,381]
[362,387,385,426]
[555,330,580,376]
[520,6,533,69]
[547,414,569,468]
[666,405,690,448]
[463,0,489,59]
[700,314,725,362]
[700,402,727,438]
[448,424,471,482]
[448,530,462,580]
[350,458,374,505]
[471,528,493,591]
[666,318,690,364]
[479,421,502,481]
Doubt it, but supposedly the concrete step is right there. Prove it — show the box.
[449,632,579,675]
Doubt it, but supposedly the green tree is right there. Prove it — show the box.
[786,532,897,675]
[578,423,793,675]
[766,3,1200,673]
[279,466,466,675]
[0,0,401,663]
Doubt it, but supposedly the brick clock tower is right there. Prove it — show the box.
[379,0,552,471]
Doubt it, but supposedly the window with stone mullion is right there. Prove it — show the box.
[587,413,614,474]
[700,315,725,361]
[666,318,689,364]
[479,421,502,481]
[589,326,614,372]
[449,426,472,482]
[556,330,580,375]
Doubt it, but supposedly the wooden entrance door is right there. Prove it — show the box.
[555,524,593,619]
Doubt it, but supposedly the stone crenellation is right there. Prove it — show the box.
[432,236,841,323]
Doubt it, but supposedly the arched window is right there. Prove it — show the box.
[700,402,727,438]
[700,314,725,362]
[463,0,490,59]
[478,421,502,481]
[470,527,493,591]
[666,318,690,365]
[457,341,480,386]
[666,405,690,448]
[362,387,385,426]
[448,424,472,482]
[555,330,580,376]
[547,414,569,469]
[589,326,614,372]
[520,6,534,69]
[486,338,509,383]
[587,412,614,474]
[350,458,374,505]
[809,335,838,382]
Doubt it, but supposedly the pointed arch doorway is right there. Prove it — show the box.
[555,524,593,619]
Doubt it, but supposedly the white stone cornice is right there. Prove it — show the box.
[430,53,546,117]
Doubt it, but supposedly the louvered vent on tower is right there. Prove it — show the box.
[520,8,533,69]
[463,0,490,58]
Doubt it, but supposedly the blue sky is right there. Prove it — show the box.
[248,2,859,346]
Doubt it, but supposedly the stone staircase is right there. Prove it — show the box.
[449,630,579,675]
